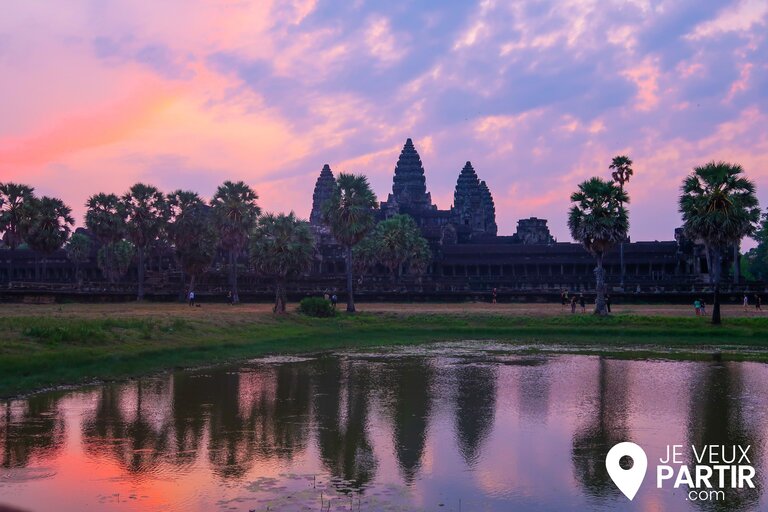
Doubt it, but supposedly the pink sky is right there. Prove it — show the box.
[1,0,767,245]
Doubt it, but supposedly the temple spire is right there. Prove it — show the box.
[388,138,433,210]
[309,164,336,226]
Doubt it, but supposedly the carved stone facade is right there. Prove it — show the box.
[512,218,555,245]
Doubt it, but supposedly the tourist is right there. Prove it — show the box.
[188,290,195,307]
[700,299,706,316]
[744,294,749,311]
[331,294,338,309]
[694,298,701,316]
[605,293,611,313]
[227,290,233,305]
[561,290,567,310]
[756,294,762,312]
[579,293,585,313]
[492,288,497,304]
[570,295,577,314]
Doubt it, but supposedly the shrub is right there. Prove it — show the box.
[298,297,336,318]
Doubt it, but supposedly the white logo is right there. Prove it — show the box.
[606,442,648,501]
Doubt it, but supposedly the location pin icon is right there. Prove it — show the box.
[606,442,647,501]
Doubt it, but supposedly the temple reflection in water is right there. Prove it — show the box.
[1,347,767,511]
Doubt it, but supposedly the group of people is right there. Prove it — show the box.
[693,298,707,316]
[323,291,338,309]
[559,290,610,313]
[742,294,763,312]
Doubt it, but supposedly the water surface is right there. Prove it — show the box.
[1,342,766,511]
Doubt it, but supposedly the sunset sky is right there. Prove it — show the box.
[1,0,767,244]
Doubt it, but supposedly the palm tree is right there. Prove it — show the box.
[0,182,35,284]
[568,177,629,315]
[97,240,135,283]
[85,193,128,283]
[609,156,633,288]
[322,173,377,313]
[66,232,92,288]
[210,181,260,304]
[167,190,219,297]
[122,183,169,300]
[679,161,760,324]
[367,214,431,281]
[250,212,314,313]
[21,196,75,281]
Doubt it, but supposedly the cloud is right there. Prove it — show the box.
[0,0,766,249]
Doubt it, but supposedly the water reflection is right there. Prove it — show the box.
[688,363,763,511]
[0,344,766,512]
[454,364,497,466]
[1,394,65,469]
[314,357,376,489]
[571,357,631,500]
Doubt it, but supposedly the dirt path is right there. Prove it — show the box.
[1,301,765,319]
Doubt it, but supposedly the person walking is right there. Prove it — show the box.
[579,293,585,313]
[331,293,338,309]
[743,294,749,311]
[605,293,611,313]
[492,288,497,304]
[561,290,567,311]
[694,298,701,316]
[756,294,762,312]
[188,290,195,307]
[700,299,706,316]
[570,295,577,314]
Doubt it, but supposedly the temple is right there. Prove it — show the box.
[307,138,744,296]
[0,138,750,300]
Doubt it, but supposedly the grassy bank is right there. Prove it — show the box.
[1,303,768,397]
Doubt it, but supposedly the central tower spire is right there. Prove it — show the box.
[387,138,433,211]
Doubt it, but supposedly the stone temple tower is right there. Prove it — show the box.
[309,164,336,226]
[452,161,497,235]
[385,138,435,213]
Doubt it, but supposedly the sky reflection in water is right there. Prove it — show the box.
[1,342,767,511]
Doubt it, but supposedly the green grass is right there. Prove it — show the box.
[1,311,767,397]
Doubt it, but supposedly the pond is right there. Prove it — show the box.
[1,342,766,511]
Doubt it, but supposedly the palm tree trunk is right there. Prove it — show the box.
[230,249,239,304]
[594,253,607,315]
[711,247,722,325]
[7,255,13,288]
[346,246,355,313]
[274,278,287,314]
[137,247,145,300]
[619,242,625,288]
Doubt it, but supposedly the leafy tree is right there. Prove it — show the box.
[609,155,633,288]
[352,235,379,278]
[66,232,92,288]
[322,173,377,313]
[85,193,127,283]
[0,182,35,283]
[568,177,629,315]
[210,181,260,304]
[679,162,760,324]
[21,196,74,281]
[167,190,219,296]
[122,183,169,300]
[362,214,431,281]
[250,212,314,313]
[97,240,135,283]
[743,209,768,280]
